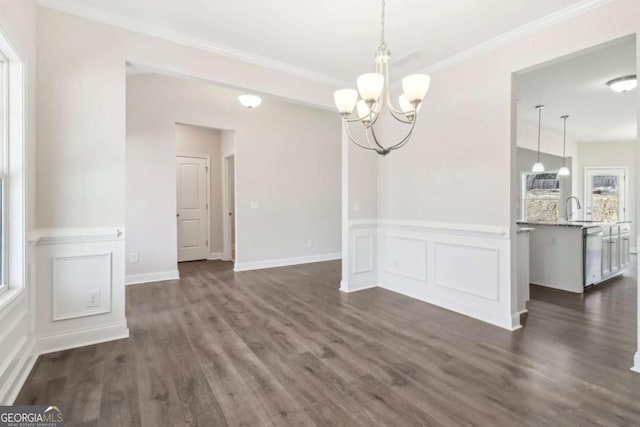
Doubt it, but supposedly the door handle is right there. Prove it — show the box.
[176,213,180,217]
[228,212,232,216]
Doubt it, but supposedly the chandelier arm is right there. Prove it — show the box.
[364,125,380,150]
[388,108,413,124]
[388,127,415,151]
[388,122,417,151]
[343,120,379,152]
[369,114,417,152]
[381,61,410,117]
[362,121,387,151]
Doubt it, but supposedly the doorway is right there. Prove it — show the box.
[176,155,210,262]
[223,154,236,262]
[584,167,627,222]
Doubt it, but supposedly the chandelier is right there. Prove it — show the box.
[333,0,431,156]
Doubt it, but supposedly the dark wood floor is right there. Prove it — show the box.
[16,258,640,426]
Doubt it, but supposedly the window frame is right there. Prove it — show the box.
[521,171,561,222]
[0,48,7,296]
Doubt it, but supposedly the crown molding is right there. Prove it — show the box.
[420,0,615,75]
[35,0,350,88]
[37,0,614,86]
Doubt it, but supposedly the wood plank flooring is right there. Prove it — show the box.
[16,258,640,426]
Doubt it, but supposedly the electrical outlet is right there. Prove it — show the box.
[307,240,313,248]
[87,291,101,308]
[353,201,360,212]
[551,237,557,246]
[129,252,139,263]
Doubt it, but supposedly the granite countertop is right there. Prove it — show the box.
[516,220,631,229]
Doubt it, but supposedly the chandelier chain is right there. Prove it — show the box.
[380,0,386,50]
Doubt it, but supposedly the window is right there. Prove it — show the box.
[0,48,6,296]
[522,172,560,222]
[585,167,627,222]
[0,27,26,303]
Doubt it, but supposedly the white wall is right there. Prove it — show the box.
[127,73,341,278]
[345,0,640,335]
[34,6,129,356]
[175,124,224,256]
[33,4,341,359]
[0,0,36,404]
[578,141,638,250]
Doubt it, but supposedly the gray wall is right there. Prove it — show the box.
[516,147,573,220]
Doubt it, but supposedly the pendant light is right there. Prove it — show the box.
[532,105,545,173]
[558,115,570,176]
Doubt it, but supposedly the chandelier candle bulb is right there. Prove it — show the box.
[334,89,358,114]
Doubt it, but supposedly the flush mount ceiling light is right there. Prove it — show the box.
[238,94,262,108]
[558,115,570,176]
[606,75,637,93]
[333,0,431,156]
[532,105,545,173]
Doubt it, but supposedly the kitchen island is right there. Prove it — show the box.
[516,220,631,293]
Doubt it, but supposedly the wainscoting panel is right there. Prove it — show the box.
[0,291,36,404]
[353,235,374,274]
[52,253,112,320]
[383,236,428,282]
[32,228,129,355]
[341,221,377,293]
[355,220,517,330]
[433,243,499,301]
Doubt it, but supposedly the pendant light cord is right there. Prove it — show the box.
[536,107,542,163]
[562,115,569,166]
[562,117,566,165]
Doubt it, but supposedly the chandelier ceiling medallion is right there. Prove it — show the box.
[333,0,431,156]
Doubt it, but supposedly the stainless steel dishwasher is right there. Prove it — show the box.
[584,226,603,287]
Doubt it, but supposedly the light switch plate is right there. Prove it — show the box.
[251,201,260,209]
[129,252,139,263]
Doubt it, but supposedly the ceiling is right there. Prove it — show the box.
[516,35,637,143]
[42,0,596,84]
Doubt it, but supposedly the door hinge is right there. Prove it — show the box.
[206,166,209,173]
[206,240,208,246]
[206,203,208,209]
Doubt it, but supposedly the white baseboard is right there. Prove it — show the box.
[339,279,378,293]
[37,322,130,355]
[0,338,36,405]
[234,252,341,272]
[125,269,179,285]
[632,352,640,374]
[208,252,223,260]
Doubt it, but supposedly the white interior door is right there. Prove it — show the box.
[584,167,626,222]
[176,156,209,262]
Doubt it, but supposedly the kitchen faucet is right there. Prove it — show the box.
[565,196,581,222]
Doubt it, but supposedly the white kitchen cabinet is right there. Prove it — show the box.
[610,235,620,275]
[601,223,631,279]
[602,235,611,277]
[621,234,630,267]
